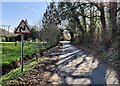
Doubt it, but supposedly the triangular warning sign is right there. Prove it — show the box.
[15,20,31,34]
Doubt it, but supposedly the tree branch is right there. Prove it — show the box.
[117,7,120,13]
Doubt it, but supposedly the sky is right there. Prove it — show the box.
[1,0,118,33]
[1,2,48,32]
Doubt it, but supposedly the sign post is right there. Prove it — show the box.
[14,20,31,72]
[21,34,24,72]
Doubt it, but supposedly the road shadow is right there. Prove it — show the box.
[45,42,119,85]
[56,42,108,85]
[43,46,61,58]
[89,62,107,85]
[117,71,120,84]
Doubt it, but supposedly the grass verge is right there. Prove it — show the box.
[0,42,49,66]
[0,57,48,85]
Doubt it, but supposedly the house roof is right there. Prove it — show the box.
[0,28,15,36]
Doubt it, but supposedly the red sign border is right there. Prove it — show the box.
[14,20,31,34]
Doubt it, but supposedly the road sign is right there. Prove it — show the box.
[15,20,31,34]
[14,19,31,72]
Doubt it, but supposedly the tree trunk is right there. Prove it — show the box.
[89,5,95,43]
[100,7,106,31]
[72,14,85,34]
[80,6,87,32]
[99,6,108,51]
[83,16,87,32]
[109,2,117,40]
[70,6,85,35]
[117,4,120,60]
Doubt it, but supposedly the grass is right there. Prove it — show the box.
[0,57,48,85]
[102,50,119,64]
[0,42,49,66]
[0,41,50,85]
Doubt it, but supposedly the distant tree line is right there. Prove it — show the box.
[4,27,39,42]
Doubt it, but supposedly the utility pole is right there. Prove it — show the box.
[2,25,7,53]
[7,26,10,41]
[1,25,10,41]
[2,25,5,37]
[7,25,10,35]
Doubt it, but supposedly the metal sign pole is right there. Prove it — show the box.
[15,20,31,72]
[21,34,24,72]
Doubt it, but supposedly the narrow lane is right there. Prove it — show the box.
[50,41,119,84]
